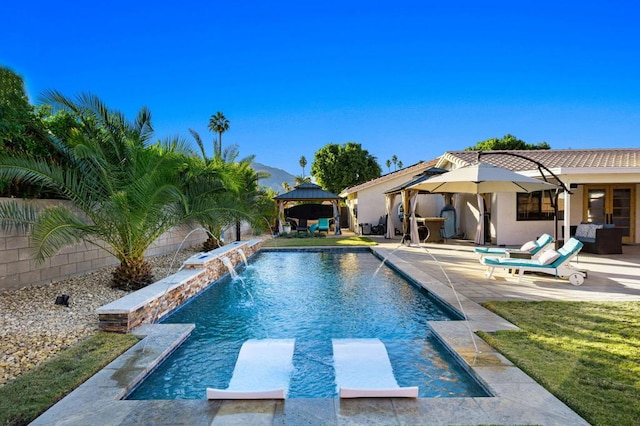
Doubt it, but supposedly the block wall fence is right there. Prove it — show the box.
[0,198,253,293]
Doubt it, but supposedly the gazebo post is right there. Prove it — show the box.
[333,200,342,235]
[402,190,410,243]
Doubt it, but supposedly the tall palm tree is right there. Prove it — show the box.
[0,91,226,290]
[385,159,391,173]
[188,129,272,248]
[391,155,398,170]
[299,155,307,177]
[207,112,229,158]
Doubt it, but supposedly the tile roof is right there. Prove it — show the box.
[442,148,640,172]
[340,159,439,195]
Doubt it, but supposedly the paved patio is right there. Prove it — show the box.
[372,237,640,303]
[32,237,639,425]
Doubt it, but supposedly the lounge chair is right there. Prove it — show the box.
[482,237,586,285]
[332,338,418,398]
[475,233,554,260]
[206,339,295,399]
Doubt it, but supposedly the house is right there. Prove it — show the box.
[340,159,445,235]
[341,149,640,245]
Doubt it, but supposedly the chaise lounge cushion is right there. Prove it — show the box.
[520,240,538,252]
[538,249,560,265]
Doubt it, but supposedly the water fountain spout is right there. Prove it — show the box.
[374,242,480,355]
[221,256,239,279]
[237,249,249,267]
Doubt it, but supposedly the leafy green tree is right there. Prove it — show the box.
[0,67,42,151]
[208,112,229,158]
[465,134,551,151]
[310,142,381,194]
[0,67,58,196]
[0,91,230,290]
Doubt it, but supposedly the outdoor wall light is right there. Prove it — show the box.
[55,294,70,307]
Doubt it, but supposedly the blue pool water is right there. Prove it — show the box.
[129,251,487,399]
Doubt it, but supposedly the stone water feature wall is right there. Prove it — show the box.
[97,240,262,333]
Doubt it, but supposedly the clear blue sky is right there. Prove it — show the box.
[3,1,639,175]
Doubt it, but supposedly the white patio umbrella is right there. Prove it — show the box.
[408,162,559,194]
[407,162,559,244]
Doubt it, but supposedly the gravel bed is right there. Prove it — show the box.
[0,248,200,386]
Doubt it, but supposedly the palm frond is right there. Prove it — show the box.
[30,206,94,263]
[0,200,39,234]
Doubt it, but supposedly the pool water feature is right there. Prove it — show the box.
[128,250,487,399]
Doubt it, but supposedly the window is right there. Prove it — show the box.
[517,191,555,221]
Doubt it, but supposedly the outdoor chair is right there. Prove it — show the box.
[474,233,554,260]
[317,218,330,234]
[481,237,586,285]
[296,218,309,234]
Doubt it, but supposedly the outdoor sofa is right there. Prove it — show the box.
[570,223,623,254]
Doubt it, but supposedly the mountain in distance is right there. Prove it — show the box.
[252,162,296,193]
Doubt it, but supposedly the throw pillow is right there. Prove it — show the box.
[585,223,603,239]
[575,224,590,238]
[520,241,537,252]
[538,249,561,265]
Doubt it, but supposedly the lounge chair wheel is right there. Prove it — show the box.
[569,273,584,286]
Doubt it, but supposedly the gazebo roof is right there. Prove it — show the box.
[273,182,342,201]
[384,167,448,194]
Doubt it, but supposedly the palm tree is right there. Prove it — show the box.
[391,155,398,171]
[208,112,229,158]
[397,160,403,169]
[189,129,273,248]
[385,159,391,173]
[0,91,226,290]
[299,155,307,177]
[294,175,311,185]
[282,182,291,192]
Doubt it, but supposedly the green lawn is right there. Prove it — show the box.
[0,333,138,426]
[479,301,640,426]
[262,235,377,247]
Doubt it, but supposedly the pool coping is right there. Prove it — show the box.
[32,246,589,425]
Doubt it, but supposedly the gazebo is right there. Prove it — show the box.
[273,183,342,235]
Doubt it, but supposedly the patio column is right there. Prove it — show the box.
[474,194,485,245]
[333,200,342,235]
[563,186,571,242]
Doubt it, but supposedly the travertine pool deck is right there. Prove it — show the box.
[33,239,640,425]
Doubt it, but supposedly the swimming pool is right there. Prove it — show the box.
[129,250,487,399]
